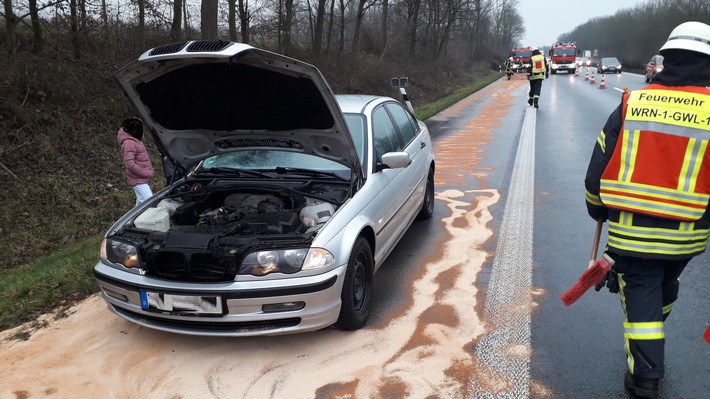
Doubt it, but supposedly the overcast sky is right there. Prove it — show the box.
[517,0,646,47]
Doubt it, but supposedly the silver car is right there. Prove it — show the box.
[94,40,436,337]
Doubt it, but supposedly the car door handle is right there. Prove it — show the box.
[420,141,427,149]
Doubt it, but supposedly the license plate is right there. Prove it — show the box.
[140,291,223,315]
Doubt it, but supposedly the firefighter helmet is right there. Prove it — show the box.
[659,21,710,57]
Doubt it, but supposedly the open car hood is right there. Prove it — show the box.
[114,40,361,179]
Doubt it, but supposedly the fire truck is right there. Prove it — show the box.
[548,42,577,74]
[510,47,532,73]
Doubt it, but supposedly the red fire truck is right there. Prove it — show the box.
[510,47,532,72]
[548,42,577,74]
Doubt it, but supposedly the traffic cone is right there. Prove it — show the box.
[584,68,589,81]
[590,70,596,84]
[575,68,579,77]
[599,74,606,89]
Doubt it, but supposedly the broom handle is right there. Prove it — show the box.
[590,219,603,263]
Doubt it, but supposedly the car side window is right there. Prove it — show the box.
[372,106,402,163]
[385,103,418,146]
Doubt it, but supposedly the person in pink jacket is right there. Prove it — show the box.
[118,117,154,206]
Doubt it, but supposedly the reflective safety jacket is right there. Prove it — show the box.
[529,54,547,80]
[585,84,710,259]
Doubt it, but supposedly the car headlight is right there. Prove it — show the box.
[238,248,334,276]
[100,238,141,269]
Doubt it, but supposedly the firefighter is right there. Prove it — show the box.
[584,21,710,398]
[526,47,548,108]
[504,57,515,80]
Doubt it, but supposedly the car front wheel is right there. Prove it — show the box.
[334,237,374,330]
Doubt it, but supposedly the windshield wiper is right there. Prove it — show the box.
[193,167,273,178]
[274,166,348,181]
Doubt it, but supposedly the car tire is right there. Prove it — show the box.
[416,169,435,220]
[334,237,373,330]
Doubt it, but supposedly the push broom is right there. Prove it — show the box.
[561,219,615,306]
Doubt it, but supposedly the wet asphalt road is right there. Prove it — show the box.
[371,69,710,398]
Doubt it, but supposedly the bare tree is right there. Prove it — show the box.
[228,0,237,40]
[404,0,421,56]
[237,0,250,43]
[28,0,43,54]
[201,0,219,40]
[171,0,183,40]
[311,0,328,55]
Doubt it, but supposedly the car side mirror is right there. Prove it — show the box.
[377,152,411,171]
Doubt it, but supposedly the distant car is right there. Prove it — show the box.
[645,54,664,83]
[576,57,591,67]
[597,57,622,74]
[93,40,436,337]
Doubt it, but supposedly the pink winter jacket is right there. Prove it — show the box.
[118,127,154,186]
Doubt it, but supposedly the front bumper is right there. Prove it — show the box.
[93,261,347,336]
[551,63,575,71]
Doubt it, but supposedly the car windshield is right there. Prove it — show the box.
[513,50,531,58]
[553,48,575,56]
[343,113,367,167]
[603,58,620,64]
[197,150,351,174]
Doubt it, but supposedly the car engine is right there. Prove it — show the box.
[109,181,347,282]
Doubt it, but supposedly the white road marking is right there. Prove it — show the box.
[469,107,536,398]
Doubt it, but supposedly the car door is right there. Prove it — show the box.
[370,104,409,260]
[384,102,428,220]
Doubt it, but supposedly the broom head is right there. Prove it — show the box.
[560,254,615,306]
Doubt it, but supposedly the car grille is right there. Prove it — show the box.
[187,40,234,52]
[114,307,301,333]
[148,250,238,282]
[149,41,188,56]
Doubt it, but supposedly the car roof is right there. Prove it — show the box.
[335,94,395,114]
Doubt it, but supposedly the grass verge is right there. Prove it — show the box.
[416,73,503,121]
[0,73,503,337]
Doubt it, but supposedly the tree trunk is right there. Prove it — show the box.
[171,0,183,40]
[283,0,294,54]
[380,0,388,51]
[351,0,367,54]
[3,0,18,57]
[228,0,237,41]
[101,0,107,24]
[338,0,345,56]
[29,0,43,54]
[406,0,421,56]
[237,0,250,43]
[201,0,219,40]
[70,0,80,58]
[312,0,327,55]
[138,0,145,49]
[325,0,335,55]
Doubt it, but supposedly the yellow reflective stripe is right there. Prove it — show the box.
[624,322,664,340]
[607,236,707,255]
[601,180,710,204]
[662,303,673,315]
[619,275,636,373]
[684,139,708,193]
[618,130,639,182]
[609,222,710,241]
[597,130,606,153]
[586,189,603,206]
[601,193,705,219]
[608,218,709,255]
